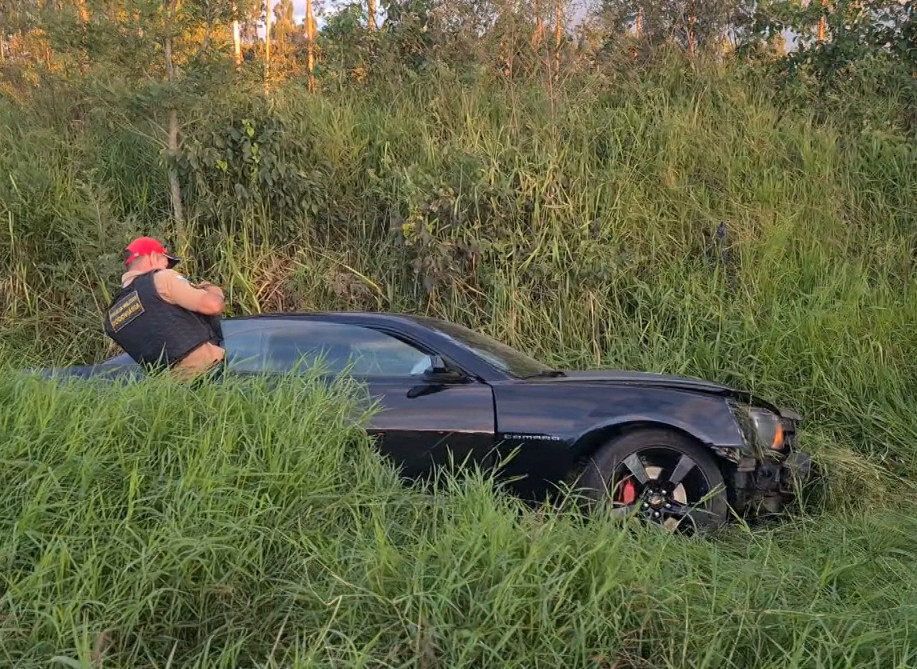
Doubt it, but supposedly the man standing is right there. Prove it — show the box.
[103,236,226,380]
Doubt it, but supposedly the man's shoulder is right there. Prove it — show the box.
[153,268,191,287]
[157,268,187,279]
[154,268,205,306]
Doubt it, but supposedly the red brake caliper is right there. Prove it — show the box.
[620,478,637,505]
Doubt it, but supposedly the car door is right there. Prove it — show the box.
[220,317,497,481]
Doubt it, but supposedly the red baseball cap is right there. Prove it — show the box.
[123,237,181,268]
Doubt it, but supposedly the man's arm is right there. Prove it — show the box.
[155,270,225,315]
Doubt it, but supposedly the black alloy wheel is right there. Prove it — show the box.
[576,428,730,532]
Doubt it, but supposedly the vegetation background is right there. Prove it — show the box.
[1,0,916,667]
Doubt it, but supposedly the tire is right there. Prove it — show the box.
[575,428,730,532]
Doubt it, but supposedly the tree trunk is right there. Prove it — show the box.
[233,16,242,66]
[686,1,697,56]
[817,0,828,41]
[635,8,643,38]
[264,0,272,89]
[164,0,185,232]
[532,0,544,49]
[368,0,376,31]
[76,0,90,72]
[167,109,184,229]
[305,0,315,90]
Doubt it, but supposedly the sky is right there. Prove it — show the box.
[280,0,595,28]
[274,0,806,50]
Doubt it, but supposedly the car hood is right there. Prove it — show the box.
[542,369,787,414]
[557,369,732,392]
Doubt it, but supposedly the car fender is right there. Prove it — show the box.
[568,413,747,465]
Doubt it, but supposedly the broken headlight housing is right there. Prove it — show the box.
[749,407,786,451]
[731,403,787,453]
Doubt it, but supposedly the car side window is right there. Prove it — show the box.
[221,320,270,372]
[225,320,436,378]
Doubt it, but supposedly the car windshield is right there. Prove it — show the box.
[419,318,555,378]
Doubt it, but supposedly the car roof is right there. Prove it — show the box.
[228,310,441,322]
[224,311,459,331]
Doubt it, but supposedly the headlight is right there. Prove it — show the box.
[748,408,786,451]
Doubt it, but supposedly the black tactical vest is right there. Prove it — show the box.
[103,270,220,370]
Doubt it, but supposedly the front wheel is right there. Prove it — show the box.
[575,429,730,532]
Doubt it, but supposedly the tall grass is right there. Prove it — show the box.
[2,369,917,668]
[2,64,916,480]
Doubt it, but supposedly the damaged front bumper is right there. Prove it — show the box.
[727,402,817,514]
[733,451,815,511]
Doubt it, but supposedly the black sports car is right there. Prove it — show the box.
[36,311,814,530]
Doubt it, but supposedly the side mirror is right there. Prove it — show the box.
[407,355,469,398]
[427,354,448,375]
[420,354,467,383]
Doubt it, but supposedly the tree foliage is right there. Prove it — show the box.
[0,0,913,350]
